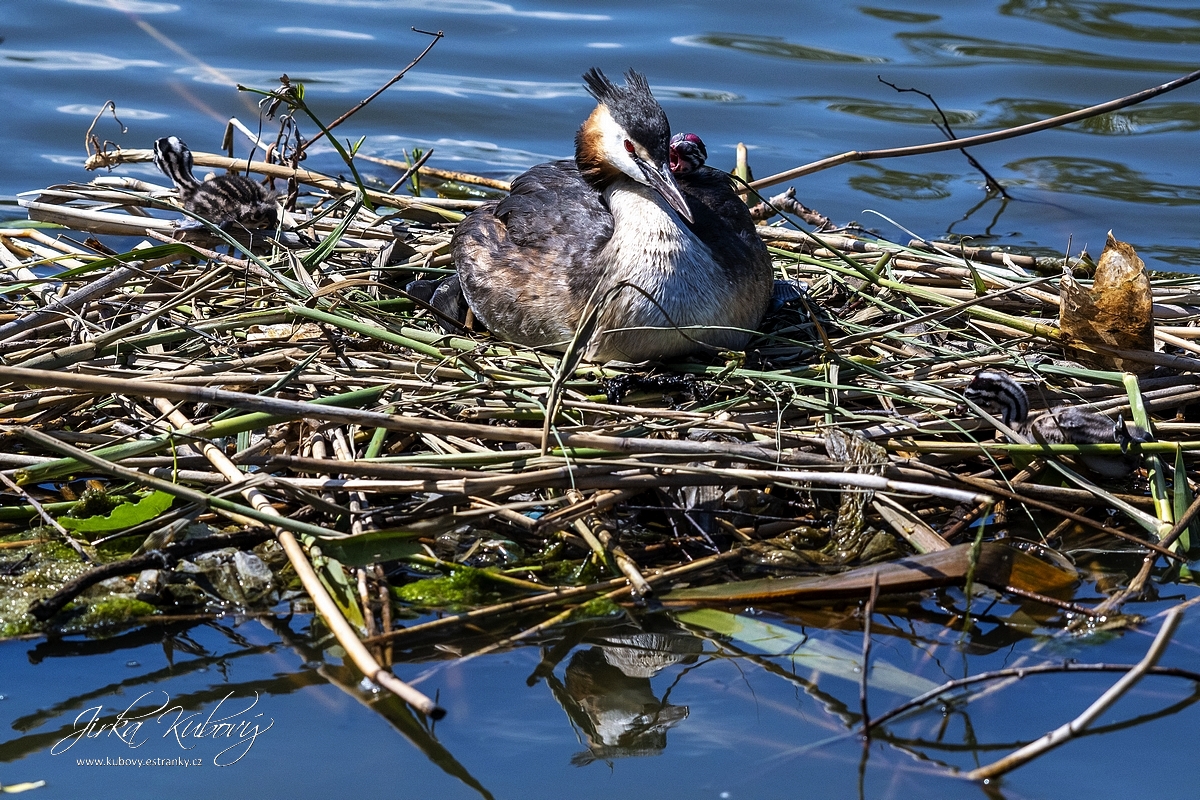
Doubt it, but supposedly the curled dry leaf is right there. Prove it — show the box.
[1059,231,1154,373]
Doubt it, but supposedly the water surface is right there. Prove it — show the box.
[2,2,1200,798]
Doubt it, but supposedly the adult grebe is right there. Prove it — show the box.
[451,69,774,363]
[153,136,278,230]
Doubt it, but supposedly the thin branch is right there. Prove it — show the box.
[878,76,1010,198]
[964,607,1184,781]
[751,67,1200,190]
[297,28,443,156]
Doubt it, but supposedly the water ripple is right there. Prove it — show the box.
[1006,156,1200,205]
[360,136,560,169]
[0,50,162,71]
[65,0,180,12]
[280,0,608,21]
[985,98,1200,135]
[57,104,169,120]
[179,67,741,102]
[276,27,374,40]
[802,96,980,126]
[898,32,1199,72]
[848,164,956,200]
[1002,0,1200,45]
[672,33,887,64]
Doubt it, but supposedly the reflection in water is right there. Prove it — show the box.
[848,163,956,200]
[545,627,702,765]
[803,96,979,126]
[984,98,1200,135]
[897,32,1199,72]
[1006,156,1200,205]
[0,50,162,71]
[671,33,888,64]
[1002,0,1200,45]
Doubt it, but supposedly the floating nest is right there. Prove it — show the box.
[1,143,1197,678]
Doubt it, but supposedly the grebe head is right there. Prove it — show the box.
[669,132,707,175]
[153,135,200,190]
[576,68,692,223]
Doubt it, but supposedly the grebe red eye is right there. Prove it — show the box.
[623,139,635,154]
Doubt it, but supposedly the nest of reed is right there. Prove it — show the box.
[0,142,1197,645]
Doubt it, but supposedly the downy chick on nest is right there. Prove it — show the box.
[963,370,1149,477]
[153,136,278,230]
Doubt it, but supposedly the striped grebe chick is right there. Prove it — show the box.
[452,70,774,363]
[964,369,1148,476]
[153,136,278,230]
[668,132,771,288]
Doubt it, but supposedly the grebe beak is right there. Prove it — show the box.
[638,159,694,224]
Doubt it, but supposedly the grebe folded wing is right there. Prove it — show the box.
[453,160,612,347]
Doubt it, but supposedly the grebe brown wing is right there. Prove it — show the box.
[453,160,613,347]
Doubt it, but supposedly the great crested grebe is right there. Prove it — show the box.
[153,136,278,230]
[964,370,1148,476]
[451,69,774,363]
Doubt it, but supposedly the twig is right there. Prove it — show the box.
[386,148,435,194]
[878,76,1010,198]
[296,28,443,156]
[0,472,91,562]
[964,607,1184,781]
[752,67,1200,190]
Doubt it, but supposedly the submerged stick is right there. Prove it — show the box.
[964,607,1184,781]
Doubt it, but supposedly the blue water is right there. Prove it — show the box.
[3,2,1200,798]
[4,1,1200,266]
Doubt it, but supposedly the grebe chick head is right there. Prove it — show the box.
[153,135,201,194]
[576,68,692,223]
[669,132,707,175]
[963,369,1029,427]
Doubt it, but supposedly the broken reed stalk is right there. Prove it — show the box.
[150,397,442,718]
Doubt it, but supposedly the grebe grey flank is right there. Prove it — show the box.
[451,69,774,363]
[964,370,1148,476]
[153,136,278,230]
